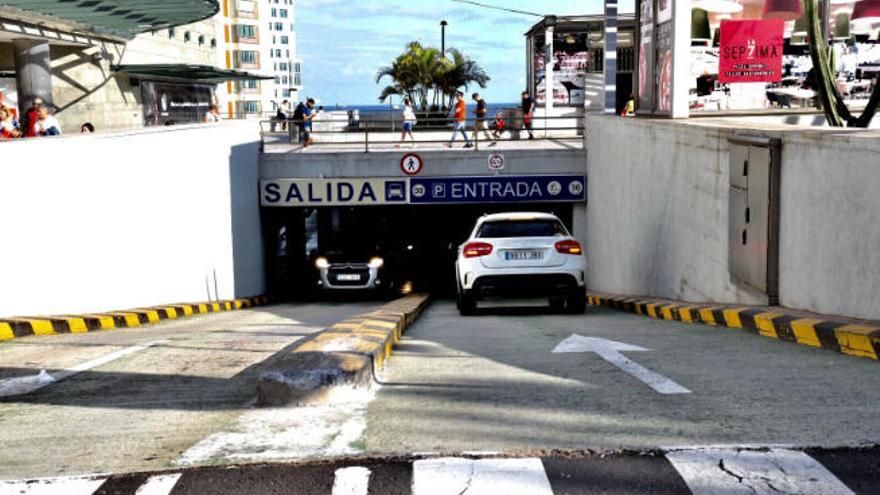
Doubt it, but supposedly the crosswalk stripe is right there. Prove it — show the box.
[134,474,182,495]
[412,457,554,495]
[332,467,370,495]
[665,447,856,495]
[0,475,106,495]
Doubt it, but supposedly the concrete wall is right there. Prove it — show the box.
[586,115,880,320]
[0,121,265,317]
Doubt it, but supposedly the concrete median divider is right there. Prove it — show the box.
[257,293,431,406]
[588,292,880,362]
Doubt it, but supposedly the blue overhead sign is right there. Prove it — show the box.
[410,175,586,204]
[261,175,586,207]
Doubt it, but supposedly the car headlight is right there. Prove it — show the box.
[315,257,329,269]
[369,257,384,269]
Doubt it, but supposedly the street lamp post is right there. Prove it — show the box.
[441,20,448,57]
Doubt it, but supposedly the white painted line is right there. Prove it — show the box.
[0,341,168,398]
[0,475,106,495]
[412,457,553,495]
[332,467,370,495]
[666,447,856,495]
[553,334,691,394]
[134,474,182,495]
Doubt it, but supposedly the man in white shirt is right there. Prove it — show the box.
[34,107,61,136]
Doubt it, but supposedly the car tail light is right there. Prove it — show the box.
[463,242,493,258]
[555,239,583,255]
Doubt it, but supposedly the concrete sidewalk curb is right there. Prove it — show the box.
[256,293,431,406]
[587,293,880,362]
[0,296,272,341]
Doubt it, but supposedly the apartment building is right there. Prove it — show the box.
[216,0,302,119]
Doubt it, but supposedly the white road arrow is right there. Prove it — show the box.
[552,334,691,395]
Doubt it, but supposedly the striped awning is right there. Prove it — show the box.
[0,0,219,39]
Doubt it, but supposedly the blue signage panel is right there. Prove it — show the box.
[410,175,586,204]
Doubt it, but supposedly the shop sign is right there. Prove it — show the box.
[261,179,409,207]
[719,20,785,83]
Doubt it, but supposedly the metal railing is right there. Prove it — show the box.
[259,113,585,153]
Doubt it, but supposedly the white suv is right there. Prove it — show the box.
[455,212,587,315]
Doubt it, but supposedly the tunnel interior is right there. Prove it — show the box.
[263,203,575,299]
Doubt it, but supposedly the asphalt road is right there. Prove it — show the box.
[3,447,877,495]
[0,301,378,480]
[366,300,880,452]
[1,297,879,490]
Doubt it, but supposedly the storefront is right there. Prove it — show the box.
[636,0,880,116]
[526,15,637,113]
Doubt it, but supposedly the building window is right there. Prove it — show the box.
[240,101,260,114]
[198,34,206,45]
[271,7,277,16]
[274,22,284,31]
[235,50,259,67]
[279,9,288,18]
[184,31,192,42]
[234,24,257,41]
[211,38,217,48]
[280,36,288,45]
[168,27,176,38]
[279,62,289,71]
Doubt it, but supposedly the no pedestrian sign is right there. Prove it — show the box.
[719,19,784,83]
[400,153,424,176]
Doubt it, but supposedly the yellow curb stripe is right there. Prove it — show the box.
[17,319,57,336]
[55,317,89,334]
[723,308,747,328]
[160,307,179,319]
[678,307,697,323]
[754,312,782,339]
[699,308,717,326]
[198,304,209,314]
[646,303,659,319]
[661,305,676,321]
[835,325,879,360]
[790,319,822,348]
[0,322,13,340]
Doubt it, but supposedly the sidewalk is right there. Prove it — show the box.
[588,291,880,361]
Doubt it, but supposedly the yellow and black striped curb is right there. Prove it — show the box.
[0,296,272,341]
[257,293,431,406]
[587,293,880,361]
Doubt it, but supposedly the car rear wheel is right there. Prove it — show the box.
[458,286,477,316]
[566,288,587,314]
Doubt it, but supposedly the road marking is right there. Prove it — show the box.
[0,475,106,495]
[134,474,182,495]
[412,457,554,495]
[665,447,856,495]
[332,467,370,495]
[553,334,691,394]
[0,340,168,398]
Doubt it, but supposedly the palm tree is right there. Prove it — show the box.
[437,48,491,113]
[377,43,490,114]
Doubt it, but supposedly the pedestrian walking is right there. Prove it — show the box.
[445,92,471,148]
[521,90,535,140]
[22,97,44,138]
[301,98,316,149]
[291,101,306,143]
[491,112,506,141]
[471,93,497,147]
[396,97,417,148]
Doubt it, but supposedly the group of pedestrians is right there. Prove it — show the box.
[394,90,537,149]
[0,97,64,141]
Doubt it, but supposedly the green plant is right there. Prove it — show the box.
[376,43,490,112]
[805,0,880,127]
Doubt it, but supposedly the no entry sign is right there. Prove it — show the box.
[719,20,784,84]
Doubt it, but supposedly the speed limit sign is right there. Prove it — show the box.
[487,153,505,171]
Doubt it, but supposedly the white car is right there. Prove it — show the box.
[455,212,587,315]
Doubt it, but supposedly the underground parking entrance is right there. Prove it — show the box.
[260,170,588,302]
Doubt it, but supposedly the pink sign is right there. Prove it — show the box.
[719,20,784,83]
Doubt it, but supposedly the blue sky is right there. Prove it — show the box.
[296,0,634,106]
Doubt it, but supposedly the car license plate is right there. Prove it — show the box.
[337,274,361,281]
[504,250,543,261]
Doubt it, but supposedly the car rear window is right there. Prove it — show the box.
[477,220,568,238]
